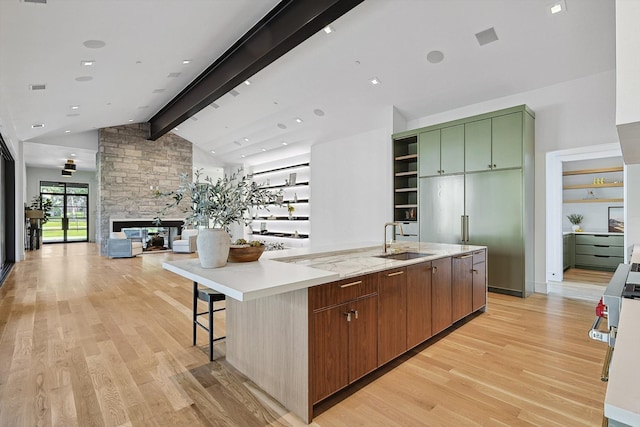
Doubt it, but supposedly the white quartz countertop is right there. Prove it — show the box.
[605,297,640,425]
[163,241,485,301]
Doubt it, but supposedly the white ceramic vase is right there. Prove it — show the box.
[572,224,580,232]
[196,228,230,268]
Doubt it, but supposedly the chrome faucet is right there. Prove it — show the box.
[383,222,404,253]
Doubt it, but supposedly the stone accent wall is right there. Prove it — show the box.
[97,123,192,254]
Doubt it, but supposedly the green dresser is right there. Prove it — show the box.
[574,233,624,271]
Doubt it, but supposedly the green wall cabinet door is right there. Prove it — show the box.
[492,112,523,170]
[419,126,464,177]
[440,125,464,175]
[418,130,441,177]
[464,119,491,172]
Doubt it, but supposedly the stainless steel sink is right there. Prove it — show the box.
[375,252,433,260]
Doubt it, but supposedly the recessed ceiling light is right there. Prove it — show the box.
[244,137,249,142]
[136,60,142,64]
[80,60,95,66]
[475,27,499,46]
[182,59,192,64]
[277,123,287,129]
[70,105,80,110]
[241,154,246,158]
[295,117,303,123]
[244,80,251,85]
[261,148,266,152]
[323,25,334,34]
[314,109,325,117]
[70,153,76,157]
[128,119,134,122]
[32,123,44,128]
[230,89,240,97]
[65,130,71,133]
[369,77,381,85]
[549,0,566,14]
[29,84,46,91]
[83,40,106,49]
[174,127,179,131]
[426,50,445,64]
[75,76,93,82]
[210,150,215,154]
[282,142,288,146]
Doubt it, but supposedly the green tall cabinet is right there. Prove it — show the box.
[393,105,535,297]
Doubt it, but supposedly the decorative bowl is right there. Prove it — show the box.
[227,244,265,262]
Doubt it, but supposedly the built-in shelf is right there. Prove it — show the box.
[395,171,418,177]
[395,187,418,193]
[252,162,309,176]
[393,136,418,225]
[263,182,309,190]
[395,154,418,162]
[563,166,624,204]
[252,231,309,239]
[255,216,309,221]
[564,198,624,204]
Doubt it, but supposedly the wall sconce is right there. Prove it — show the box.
[63,159,76,172]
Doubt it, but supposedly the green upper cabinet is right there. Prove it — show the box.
[491,112,523,170]
[465,112,522,172]
[464,119,491,172]
[419,125,464,177]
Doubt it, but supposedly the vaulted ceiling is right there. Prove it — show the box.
[0,0,615,171]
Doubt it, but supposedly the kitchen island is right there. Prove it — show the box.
[163,241,487,423]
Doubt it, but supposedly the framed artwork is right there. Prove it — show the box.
[608,206,624,233]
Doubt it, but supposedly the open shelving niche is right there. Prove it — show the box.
[393,135,419,241]
[250,161,310,248]
[562,167,624,204]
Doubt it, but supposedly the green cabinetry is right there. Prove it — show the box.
[574,233,623,271]
[465,112,523,172]
[563,233,575,271]
[418,125,464,177]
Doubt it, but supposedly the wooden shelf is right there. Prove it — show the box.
[395,204,418,208]
[563,167,623,176]
[252,231,309,239]
[563,183,623,189]
[395,187,418,193]
[262,182,309,189]
[395,171,418,177]
[255,216,309,221]
[564,198,624,204]
[252,162,309,176]
[395,154,418,162]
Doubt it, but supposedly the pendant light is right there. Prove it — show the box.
[63,159,76,172]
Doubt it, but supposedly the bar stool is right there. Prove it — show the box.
[192,281,226,361]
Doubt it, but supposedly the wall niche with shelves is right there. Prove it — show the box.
[392,135,419,241]
[251,159,310,248]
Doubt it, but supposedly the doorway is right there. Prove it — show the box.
[40,181,89,243]
[545,143,623,300]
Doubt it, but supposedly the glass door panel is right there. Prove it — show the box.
[66,195,88,241]
[42,195,64,243]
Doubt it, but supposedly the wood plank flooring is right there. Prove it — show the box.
[0,244,608,426]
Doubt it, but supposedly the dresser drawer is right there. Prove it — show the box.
[575,254,623,270]
[309,274,377,310]
[473,249,486,264]
[575,244,623,257]
[575,234,623,247]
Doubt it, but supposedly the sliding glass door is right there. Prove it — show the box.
[40,182,89,243]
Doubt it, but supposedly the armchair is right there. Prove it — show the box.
[107,231,143,258]
[173,229,198,253]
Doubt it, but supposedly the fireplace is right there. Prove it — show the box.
[110,218,184,250]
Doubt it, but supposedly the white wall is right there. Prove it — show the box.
[311,127,392,247]
[26,167,98,242]
[625,164,640,256]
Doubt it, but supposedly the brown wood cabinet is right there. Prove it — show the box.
[406,261,433,349]
[309,274,378,404]
[431,257,452,335]
[472,250,487,311]
[452,253,473,322]
[377,268,407,365]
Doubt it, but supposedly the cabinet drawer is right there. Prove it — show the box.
[575,234,623,247]
[473,249,485,264]
[575,244,623,257]
[575,254,623,269]
[309,274,377,310]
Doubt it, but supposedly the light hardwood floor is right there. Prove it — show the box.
[0,244,607,426]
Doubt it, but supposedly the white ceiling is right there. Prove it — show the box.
[0,0,615,170]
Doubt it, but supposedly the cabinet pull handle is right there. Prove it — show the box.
[472,269,478,274]
[386,271,404,277]
[432,266,438,274]
[340,280,362,288]
[456,254,473,259]
[350,309,358,319]
[488,164,492,169]
[594,245,610,248]
[344,312,351,322]
[594,255,610,258]
[493,164,496,168]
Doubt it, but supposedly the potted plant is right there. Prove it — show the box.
[155,169,281,268]
[567,213,584,232]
